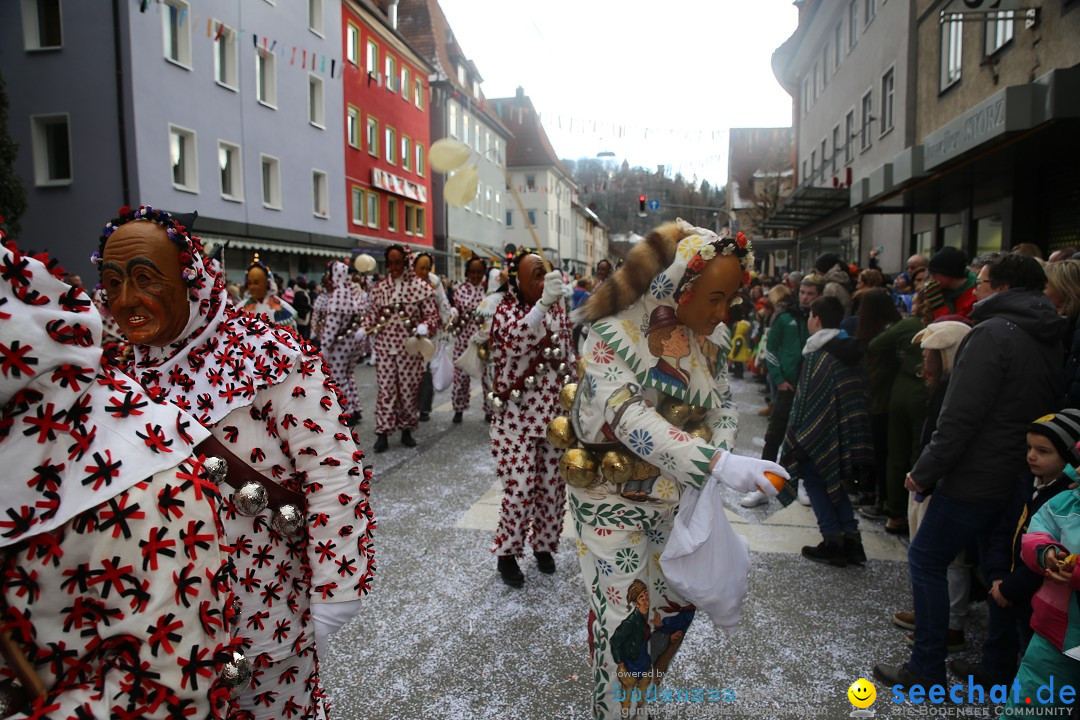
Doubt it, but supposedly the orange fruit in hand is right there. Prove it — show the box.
[764,471,786,492]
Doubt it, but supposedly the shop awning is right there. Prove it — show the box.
[762,185,851,231]
[348,233,449,257]
[200,235,350,257]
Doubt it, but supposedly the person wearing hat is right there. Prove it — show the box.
[923,247,978,321]
[814,252,853,316]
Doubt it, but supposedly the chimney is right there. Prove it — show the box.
[515,86,525,99]
[388,0,399,29]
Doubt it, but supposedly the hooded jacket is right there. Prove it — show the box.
[911,290,1067,504]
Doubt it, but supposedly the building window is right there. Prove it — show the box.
[415,206,425,237]
[448,102,458,138]
[257,48,276,107]
[526,174,536,190]
[30,114,71,186]
[802,159,808,180]
[218,141,242,201]
[366,39,378,75]
[860,90,873,151]
[22,0,62,51]
[366,191,378,228]
[880,68,895,135]
[347,106,360,149]
[309,74,324,128]
[404,202,414,235]
[385,55,397,92]
[941,20,962,90]
[261,154,281,209]
[366,116,378,156]
[168,124,197,192]
[462,114,470,148]
[213,23,237,89]
[844,110,855,164]
[802,77,811,116]
[832,125,841,173]
[484,130,492,160]
[346,23,359,64]
[985,11,1014,55]
[472,119,480,151]
[485,186,492,218]
[834,22,842,67]
[415,143,424,176]
[506,210,513,227]
[495,192,501,219]
[456,64,466,86]
[385,126,396,164]
[308,0,323,35]
[387,197,398,232]
[848,0,858,49]
[401,136,411,172]
[414,78,424,109]
[162,0,191,67]
[864,0,875,26]
[351,187,363,224]
[810,149,817,179]
[312,170,328,217]
[822,43,830,87]
[820,138,827,177]
[527,210,536,226]
[401,68,409,100]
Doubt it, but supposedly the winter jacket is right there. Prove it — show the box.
[822,264,853,316]
[1062,316,1080,410]
[923,273,978,321]
[1020,487,1080,651]
[911,290,1066,504]
[764,303,807,388]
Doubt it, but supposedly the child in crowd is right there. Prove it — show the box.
[1007,411,1080,713]
[780,296,874,567]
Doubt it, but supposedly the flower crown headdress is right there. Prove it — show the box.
[675,231,755,306]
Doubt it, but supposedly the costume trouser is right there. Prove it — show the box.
[452,332,473,412]
[232,650,328,720]
[885,379,927,520]
[1005,632,1080,714]
[761,388,795,463]
[490,428,566,556]
[325,336,365,416]
[374,351,424,435]
[573,509,695,720]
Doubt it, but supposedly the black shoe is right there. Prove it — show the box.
[452,412,463,424]
[419,412,430,422]
[844,535,867,565]
[858,504,888,520]
[373,434,388,453]
[949,658,1011,687]
[801,540,848,567]
[534,551,556,574]
[400,430,417,447]
[873,663,933,690]
[497,555,524,587]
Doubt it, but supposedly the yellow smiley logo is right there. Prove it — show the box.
[848,678,877,708]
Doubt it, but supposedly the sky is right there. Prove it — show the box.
[437,0,799,189]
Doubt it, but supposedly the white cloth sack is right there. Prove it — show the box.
[431,337,454,391]
[659,475,751,633]
[454,336,484,378]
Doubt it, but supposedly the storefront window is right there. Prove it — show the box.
[914,230,933,257]
[976,215,1003,255]
[942,224,963,250]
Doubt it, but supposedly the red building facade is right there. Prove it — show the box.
[342,0,433,252]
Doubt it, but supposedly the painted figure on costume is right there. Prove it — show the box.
[242,261,297,329]
[645,306,692,392]
[450,257,488,423]
[96,205,374,720]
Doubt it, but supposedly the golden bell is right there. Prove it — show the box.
[685,421,712,443]
[559,383,578,412]
[476,343,490,361]
[658,397,692,428]
[688,405,707,422]
[576,357,587,379]
[546,416,576,449]
[600,450,634,485]
[559,448,598,488]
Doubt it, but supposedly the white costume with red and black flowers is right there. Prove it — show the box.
[488,291,575,557]
[363,271,439,436]
[317,262,367,418]
[450,280,485,413]
[107,224,375,720]
[0,241,241,719]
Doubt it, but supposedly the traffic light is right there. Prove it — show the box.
[504,243,516,263]
[639,195,646,212]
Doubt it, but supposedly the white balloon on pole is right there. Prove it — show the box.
[444,165,479,208]
[429,138,473,173]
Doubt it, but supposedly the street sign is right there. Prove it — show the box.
[647,199,660,212]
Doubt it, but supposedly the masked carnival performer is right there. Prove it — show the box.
[363,245,439,452]
[96,206,375,720]
[0,238,245,719]
[317,261,367,426]
[488,249,576,586]
[570,221,788,719]
[242,260,297,330]
[450,257,487,423]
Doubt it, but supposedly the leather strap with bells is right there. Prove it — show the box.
[195,435,307,537]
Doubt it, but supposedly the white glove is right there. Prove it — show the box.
[311,599,364,659]
[539,270,564,308]
[354,326,367,341]
[416,323,429,337]
[710,452,789,496]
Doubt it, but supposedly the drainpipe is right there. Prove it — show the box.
[111,0,131,205]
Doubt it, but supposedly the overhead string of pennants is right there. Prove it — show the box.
[137,0,343,79]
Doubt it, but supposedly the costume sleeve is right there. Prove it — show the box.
[420,294,440,333]
[272,353,376,603]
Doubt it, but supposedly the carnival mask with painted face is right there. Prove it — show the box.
[101,221,191,346]
[386,248,406,279]
[466,259,486,286]
[675,254,743,336]
[246,265,269,302]
[517,254,546,305]
[414,254,432,280]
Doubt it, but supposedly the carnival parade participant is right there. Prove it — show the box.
[488,249,576,587]
[318,260,368,426]
[414,252,454,422]
[96,206,375,720]
[363,245,440,452]
[0,237,245,719]
[242,260,297,329]
[571,220,787,719]
[450,256,487,423]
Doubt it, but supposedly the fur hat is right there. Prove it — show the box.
[912,320,972,375]
[928,247,969,279]
[1028,409,1080,466]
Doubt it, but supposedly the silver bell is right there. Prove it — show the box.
[556,362,569,376]
[395,303,403,311]
[203,456,228,485]
[398,310,408,318]
[403,319,413,329]
[490,396,506,412]
[231,597,242,620]
[535,362,547,375]
[541,347,554,360]
[549,332,560,345]
[523,375,537,390]
[562,374,574,386]
[486,391,496,405]
[221,651,252,694]
[552,347,565,361]
[271,503,304,538]
[234,481,268,516]
[509,389,523,404]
